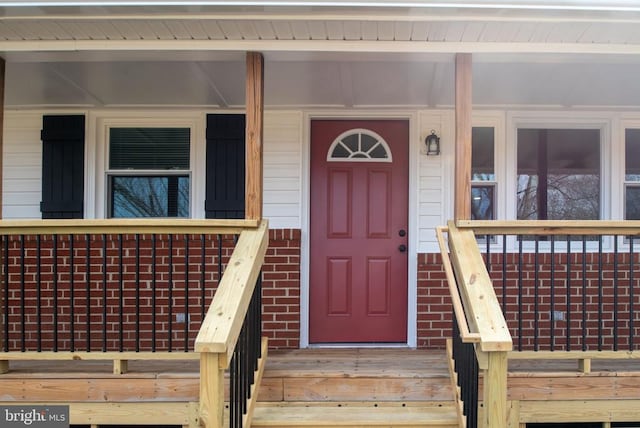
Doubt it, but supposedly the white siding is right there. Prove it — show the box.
[2,109,304,225]
[1,109,446,243]
[3,112,42,219]
[263,111,303,229]
[417,110,454,253]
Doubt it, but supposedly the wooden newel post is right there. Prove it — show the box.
[245,52,264,221]
[199,353,225,428]
[483,351,508,428]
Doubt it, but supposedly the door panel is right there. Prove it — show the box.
[310,119,409,343]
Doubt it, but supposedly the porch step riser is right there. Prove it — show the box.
[251,405,459,428]
[258,377,453,402]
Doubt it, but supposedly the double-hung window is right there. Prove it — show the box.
[107,127,191,218]
[471,127,496,220]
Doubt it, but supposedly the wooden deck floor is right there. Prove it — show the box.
[3,349,640,426]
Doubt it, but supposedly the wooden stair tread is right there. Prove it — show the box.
[264,349,450,379]
[251,403,458,427]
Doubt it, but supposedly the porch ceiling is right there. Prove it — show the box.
[3,2,640,109]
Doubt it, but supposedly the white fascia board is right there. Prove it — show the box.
[4,1,640,12]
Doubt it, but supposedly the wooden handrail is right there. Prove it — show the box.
[194,219,268,366]
[195,219,268,428]
[444,221,511,428]
[446,221,512,353]
[457,219,640,235]
[0,218,259,235]
[436,226,481,344]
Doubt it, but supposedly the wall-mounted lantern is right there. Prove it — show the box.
[425,130,440,156]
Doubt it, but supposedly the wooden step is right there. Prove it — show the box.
[251,402,459,428]
[258,349,454,403]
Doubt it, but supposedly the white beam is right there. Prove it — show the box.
[4,39,640,55]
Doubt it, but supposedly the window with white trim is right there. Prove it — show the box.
[625,129,640,220]
[107,127,191,218]
[471,127,496,220]
[517,128,601,220]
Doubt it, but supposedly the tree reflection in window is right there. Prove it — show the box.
[111,176,189,218]
[517,129,600,220]
[626,129,640,220]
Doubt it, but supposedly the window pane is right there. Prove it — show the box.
[626,186,640,220]
[471,185,494,220]
[361,134,377,152]
[110,176,189,218]
[625,129,640,181]
[517,129,600,220]
[110,128,190,170]
[472,127,495,181]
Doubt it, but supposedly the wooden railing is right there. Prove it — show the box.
[0,218,268,428]
[196,219,269,428]
[439,220,640,427]
[437,221,512,428]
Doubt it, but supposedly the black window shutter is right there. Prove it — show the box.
[205,114,246,219]
[40,115,85,219]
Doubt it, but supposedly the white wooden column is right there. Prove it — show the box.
[454,53,472,222]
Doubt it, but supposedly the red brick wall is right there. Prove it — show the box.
[417,253,449,349]
[0,229,302,352]
[416,251,640,351]
[262,229,301,349]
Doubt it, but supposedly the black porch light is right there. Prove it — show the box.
[425,130,440,156]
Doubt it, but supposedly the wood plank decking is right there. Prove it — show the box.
[2,349,640,426]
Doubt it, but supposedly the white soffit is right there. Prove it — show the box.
[2,2,640,55]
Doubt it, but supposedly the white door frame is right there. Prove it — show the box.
[300,111,419,348]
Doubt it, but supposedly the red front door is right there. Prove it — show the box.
[310,119,409,343]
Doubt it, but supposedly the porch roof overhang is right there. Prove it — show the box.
[3,1,640,108]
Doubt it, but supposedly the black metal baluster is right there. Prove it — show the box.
[502,235,507,315]
[518,237,523,351]
[217,234,223,285]
[614,235,619,351]
[53,234,58,352]
[3,236,8,352]
[118,234,124,352]
[201,234,206,322]
[231,351,239,428]
[168,234,173,352]
[184,234,189,352]
[135,234,140,352]
[550,235,555,351]
[582,236,587,351]
[86,234,90,351]
[37,236,42,352]
[566,235,571,351]
[152,234,157,352]
[485,234,491,271]
[70,235,75,352]
[102,234,107,352]
[84,234,91,352]
[597,236,603,351]
[534,236,539,351]
[20,235,25,352]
